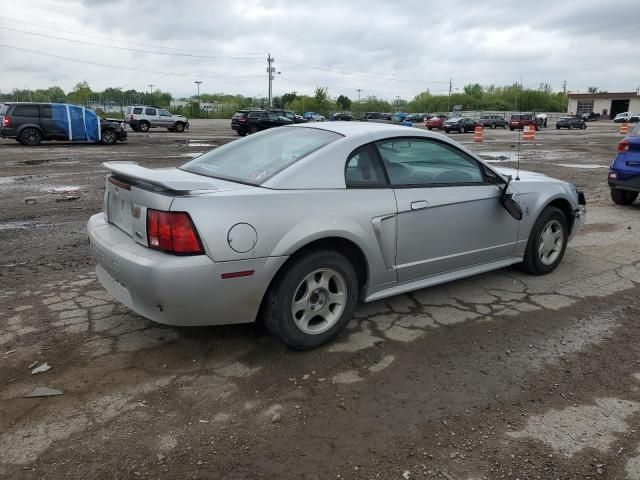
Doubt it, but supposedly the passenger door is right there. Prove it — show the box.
[39,105,67,140]
[144,107,159,127]
[375,137,520,283]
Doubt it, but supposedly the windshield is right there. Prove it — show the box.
[180,127,342,185]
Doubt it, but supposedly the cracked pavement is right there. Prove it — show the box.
[1,120,640,479]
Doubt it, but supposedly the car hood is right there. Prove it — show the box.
[494,167,563,183]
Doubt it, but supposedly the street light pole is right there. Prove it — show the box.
[194,81,202,118]
[357,89,362,103]
[267,54,276,107]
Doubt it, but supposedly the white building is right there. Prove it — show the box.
[567,91,640,119]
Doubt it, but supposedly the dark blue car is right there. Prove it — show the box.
[609,124,640,205]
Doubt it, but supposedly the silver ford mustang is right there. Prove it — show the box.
[87,122,586,349]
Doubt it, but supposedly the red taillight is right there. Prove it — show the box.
[147,209,203,255]
[618,140,630,153]
[1,115,9,127]
[238,118,247,123]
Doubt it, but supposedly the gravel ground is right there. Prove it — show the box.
[1,119,640,479]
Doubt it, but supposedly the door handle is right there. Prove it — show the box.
[410,200,429,210]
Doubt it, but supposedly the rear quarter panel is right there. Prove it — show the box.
[170,188,398,291]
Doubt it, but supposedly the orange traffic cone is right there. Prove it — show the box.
[620,122,629,135]
[522,125,535,140]
[473,125,483,142]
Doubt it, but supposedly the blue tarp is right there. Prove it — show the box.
[50,103,100,142]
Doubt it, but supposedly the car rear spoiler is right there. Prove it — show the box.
[102,161,221,192]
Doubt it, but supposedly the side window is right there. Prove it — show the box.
[268,113,279,121]
[345,144,387,188]
[248,112,259,119]
[375,138,485,186]
[158,109,171,117]
[13,105,40,117]
[133,107,143,114]
[145,108,157,116]
[39,105,52,119]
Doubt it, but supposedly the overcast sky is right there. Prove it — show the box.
[0,0,638,101]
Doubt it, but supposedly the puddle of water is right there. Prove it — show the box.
[187,143,216,147]
[52,186,81,192]
[180,153,204,158]
[0,221,32,231]
[554,163,608,169]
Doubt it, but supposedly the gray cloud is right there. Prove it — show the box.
[0,0,638,100]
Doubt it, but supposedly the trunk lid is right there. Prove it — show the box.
[102,161,252,246]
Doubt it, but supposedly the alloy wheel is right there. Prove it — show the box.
[538,219,564,266]
[290,268,347,335]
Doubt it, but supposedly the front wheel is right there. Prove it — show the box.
[459,126,465,134]
[174,122,185,133]
[139,121,150,132]
[519,206,568,275]
[264,250,358,350]
[101,129,117,145]
[611,188,639,205]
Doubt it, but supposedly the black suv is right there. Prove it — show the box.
[479,115,507,129]
[231,109,293,136]
[0,102,126,145]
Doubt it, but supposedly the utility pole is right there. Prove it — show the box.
[267,54,275,107]
[447,77,452,113]
[562,80,568,112]
[148,84,154,106]
[356,89,362,103]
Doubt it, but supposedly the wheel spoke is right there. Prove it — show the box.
[328,291,345,306]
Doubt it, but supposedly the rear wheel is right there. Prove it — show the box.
[520,206,568,275]
[459,125,465,134]
[427,127,433,130]
[611,188,638,205]
[490,122,496,129]
[100,129,117,145]
[19,128,42,146]
[237,130,246,136]
[264,250,358,350]
[139,121,150,132]
[249,125,259,135]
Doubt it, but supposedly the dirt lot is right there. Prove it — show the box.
[1,119,640,479]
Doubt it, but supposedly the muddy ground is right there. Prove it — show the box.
[1,119,639,479]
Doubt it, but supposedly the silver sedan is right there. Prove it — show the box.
[87,122,586,349]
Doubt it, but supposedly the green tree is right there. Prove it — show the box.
[314,87,329,104]
[587,86,599,93]
[463,83,484,98]
[69,81,92,104]
[336,95,352,111]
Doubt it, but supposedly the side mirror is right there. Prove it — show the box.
[502,193,523,220]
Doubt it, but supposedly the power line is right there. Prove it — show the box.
[0,26,263,61]
[0,44,264,80]
[0,15,263,56]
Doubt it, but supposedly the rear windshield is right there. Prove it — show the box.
[180,127,342,185]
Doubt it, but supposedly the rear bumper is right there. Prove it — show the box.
[608,171,640,192]
[87,213,288,326]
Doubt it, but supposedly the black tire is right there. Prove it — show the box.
[490,122,496,129]
[174,122,185,133]
[556,125,561,130]
[427,127,433,130]
[459,125,465,134]
[611,188,638,205]
[510,127,514,131]
[237,130,246,136]
[139,121,150,132]
[569,124,573,130]
[264,250,358,350]
[19,128,42,146]
[100,129,117,145]
[444,129,450,133]
[249,125,259,135]
[520,206,568,275]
